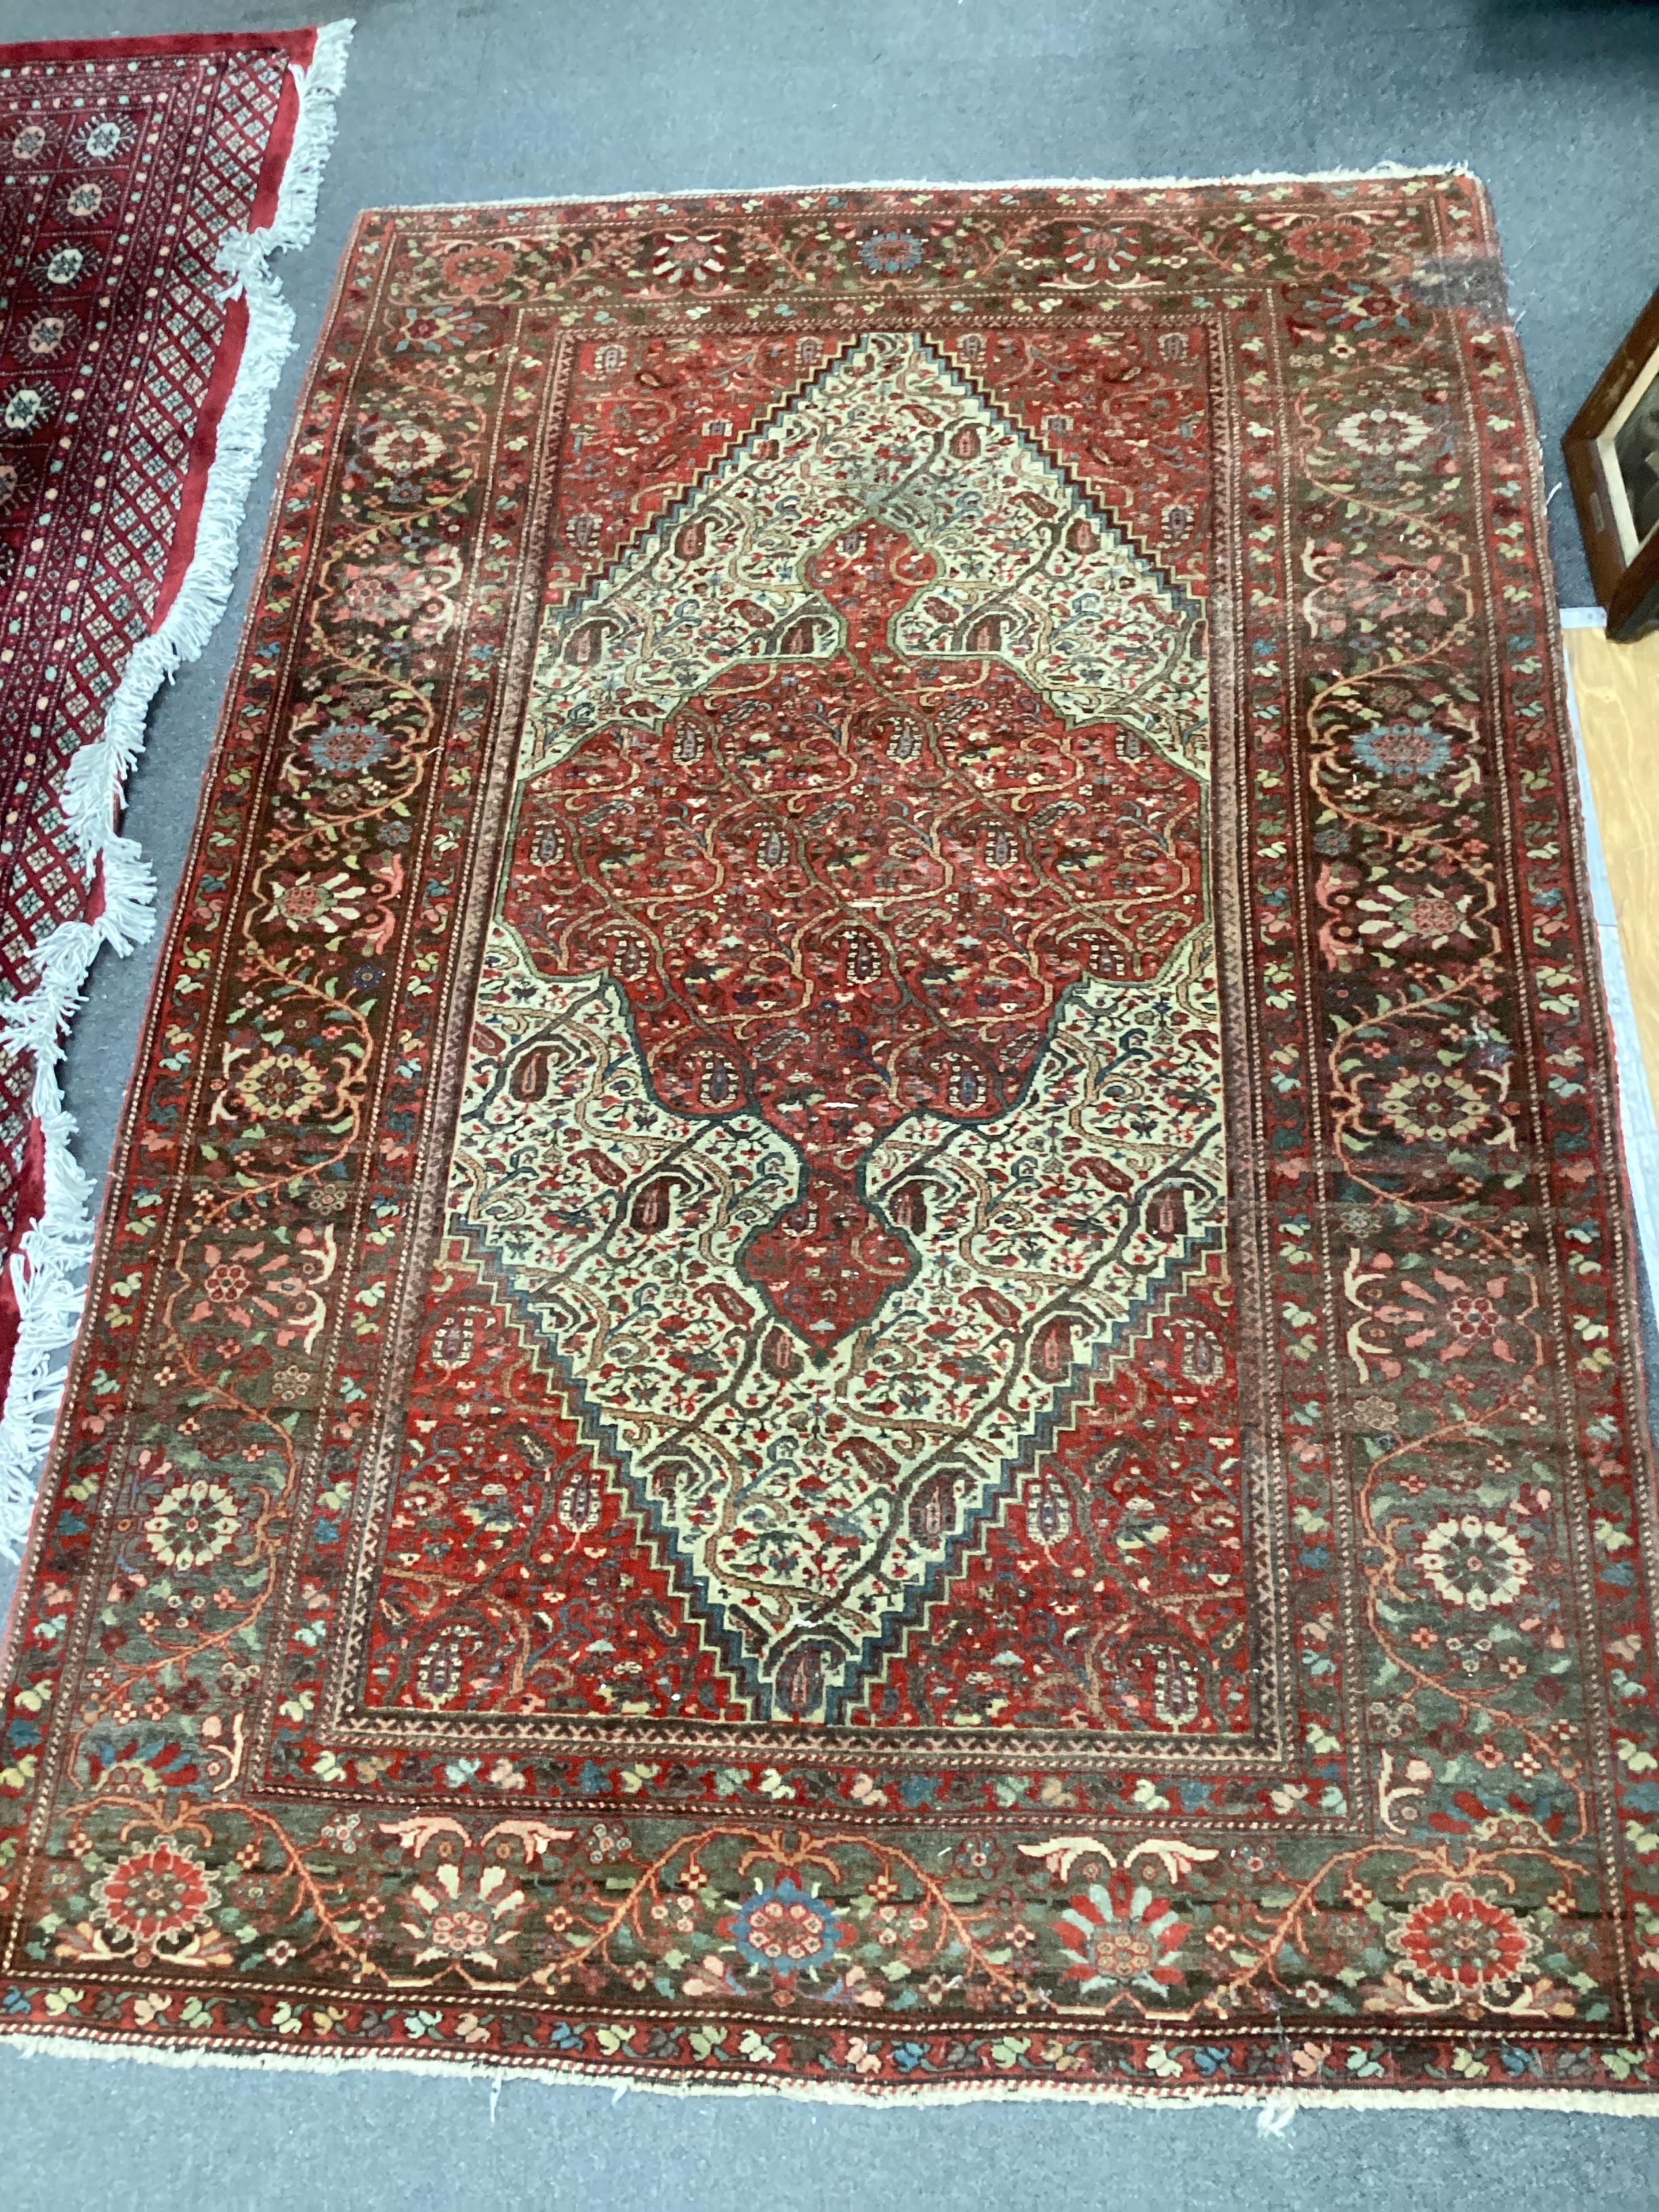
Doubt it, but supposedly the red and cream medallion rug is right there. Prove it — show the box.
[3,176,1658,2106]
[0,24,352,1551]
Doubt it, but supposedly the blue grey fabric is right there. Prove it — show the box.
[3,1,1658,2200]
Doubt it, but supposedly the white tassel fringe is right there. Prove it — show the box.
[0,20,354,1559]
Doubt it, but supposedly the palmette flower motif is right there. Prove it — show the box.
[1387,1883,1537,2002]
[144,1479,240,1572]
[651,232,729,287]
[306,720,390,777]
[362,419,445,476]
[83,1840,220,1965]
[402,1860,525,1969]
[228,1046,327,1124]
[1436,1274,1513,1357]
[720,1876,848,1984]
[1334,406,1435,457]
[1355,880,1476,950]
[441,243,517,298]
[1309,554,1458,637]
[334,550,457,643]
[1057,1875,1187,2000]
[1283,216,1372,273]
[1298,279,1423,337]
[1349,718,1452,781]
[265,867,371,935]
[1378,1066,1488,1144]
[1347,552,1456,621]
[1062,226,1139,279]
[1376,1264,1527,1371]
[182,1227,336,1347]
[857,228,926,275]
[1419,1515,1530,1612]
[1351,1391,1401,1431]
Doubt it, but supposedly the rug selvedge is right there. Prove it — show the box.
[3,176,1659,2102]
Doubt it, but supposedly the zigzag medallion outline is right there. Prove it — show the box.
[435,1204,1225,1727]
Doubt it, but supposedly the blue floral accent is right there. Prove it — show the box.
[728,1877,845,1980]
[1350,719,1452,781]
[308,722,390,776]
[857,229,926,276]
[1302,281,1423,337]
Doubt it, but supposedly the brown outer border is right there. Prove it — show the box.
[0,196,377,1688]
[1562,287,1659,640]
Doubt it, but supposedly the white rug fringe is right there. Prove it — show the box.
[7,2022,1659,2114]
[375,160,1476,218]
[0,20,354,1560]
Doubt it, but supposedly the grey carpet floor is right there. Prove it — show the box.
[3,1,1658,2204]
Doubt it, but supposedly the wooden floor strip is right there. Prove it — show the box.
[1563,617,1659,1306]
[1565,620,1659,1126]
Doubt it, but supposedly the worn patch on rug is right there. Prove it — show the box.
[3,176,1658,2104]
[0,24,351,1550]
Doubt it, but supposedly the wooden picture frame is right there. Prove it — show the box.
[1563,287,1659,641]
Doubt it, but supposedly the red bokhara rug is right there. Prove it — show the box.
[0,24,352,1551]
[3,176,1658,2108]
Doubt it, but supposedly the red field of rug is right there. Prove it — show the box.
[0,24,351,1551]
[2,175,1657,2106]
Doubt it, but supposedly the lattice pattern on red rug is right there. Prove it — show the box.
[0,24,352,1553]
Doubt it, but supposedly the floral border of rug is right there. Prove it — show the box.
[4,173,1659,2110]
[0,22,353,1555]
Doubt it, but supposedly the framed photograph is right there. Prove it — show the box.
[1564,287,1659,640]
